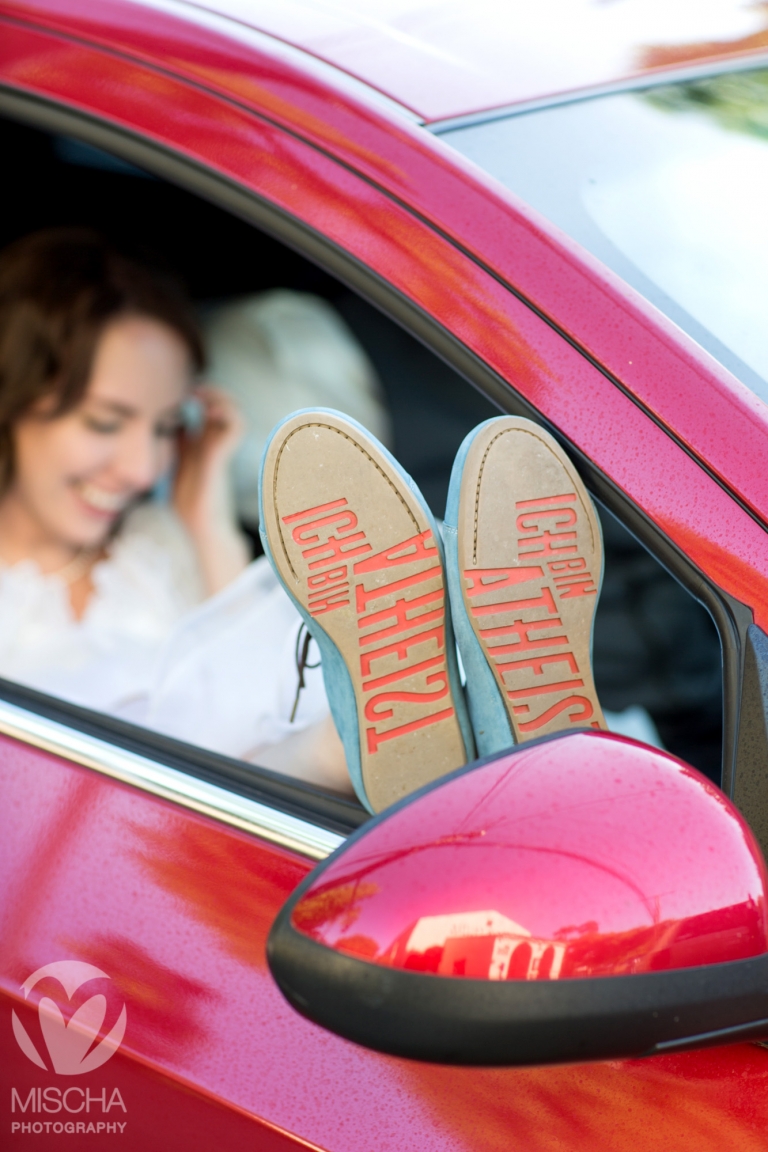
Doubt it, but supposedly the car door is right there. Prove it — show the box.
[3,5,768,1151]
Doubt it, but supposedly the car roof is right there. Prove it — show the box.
[180,0,768,122]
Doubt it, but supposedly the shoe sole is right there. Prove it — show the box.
[259,409,473,813]
[445,416,606,751]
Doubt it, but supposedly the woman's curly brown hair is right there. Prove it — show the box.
[0,228,204,489]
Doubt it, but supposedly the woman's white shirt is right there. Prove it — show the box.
[0,502,330,760]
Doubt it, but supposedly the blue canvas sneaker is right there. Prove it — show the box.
[259,408,474,813]
[443,416,606,757]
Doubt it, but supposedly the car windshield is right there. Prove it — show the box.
[441,68,768,404]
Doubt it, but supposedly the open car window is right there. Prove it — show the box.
[0,114,724,826]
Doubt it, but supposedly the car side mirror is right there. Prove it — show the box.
[268,731,768,1065]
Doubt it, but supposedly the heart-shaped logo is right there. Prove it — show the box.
[12,961,127,1075]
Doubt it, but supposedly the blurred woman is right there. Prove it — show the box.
[0,229,348,791]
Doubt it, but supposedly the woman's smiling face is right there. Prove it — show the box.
[9,313,192,550]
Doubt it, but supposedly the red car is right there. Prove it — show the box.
[3,1,768,1148]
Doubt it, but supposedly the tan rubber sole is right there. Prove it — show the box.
[455,417,606,742]
[261,412,470,812]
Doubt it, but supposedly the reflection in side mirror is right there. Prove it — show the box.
[268,732,768,1065]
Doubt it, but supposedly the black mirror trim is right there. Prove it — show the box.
[268,919,768,1065]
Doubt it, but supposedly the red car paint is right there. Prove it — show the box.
[11,0,768,121]
[5,739,768,1151]
[1,2,768,1149]
[296,734,768,978]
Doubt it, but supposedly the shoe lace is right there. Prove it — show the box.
[290,623,321,723]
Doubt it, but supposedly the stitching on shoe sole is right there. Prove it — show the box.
[473,425,597,566]
[273,421,421,580]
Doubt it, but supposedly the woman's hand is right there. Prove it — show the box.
[172,385,250,596]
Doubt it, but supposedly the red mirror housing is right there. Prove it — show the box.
[268,732,768,1065]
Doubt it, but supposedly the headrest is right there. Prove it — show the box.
[204,290,391,523]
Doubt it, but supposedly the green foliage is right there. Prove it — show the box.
[643,69,768,141]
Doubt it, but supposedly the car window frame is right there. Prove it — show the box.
[0,85,754,843]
